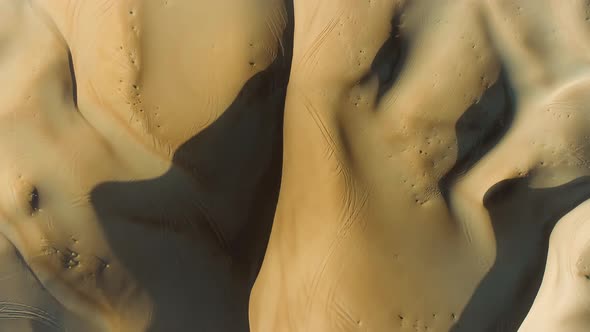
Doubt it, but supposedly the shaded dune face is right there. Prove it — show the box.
[3,0,590,332]
[0,116,134,332]
[251,0,590,331]
[0,234,108,332]
[0,2,143,330]
[518,199,590,332]
[0,0,292,331]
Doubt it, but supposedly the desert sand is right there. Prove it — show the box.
[0,0,289,330]
[518,199,590,332]
[251,0,590,331]
[0,0,589,331]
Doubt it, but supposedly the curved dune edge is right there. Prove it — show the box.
[1,0,590,331]
[0,0,288,330]
[251,0,590,331]
[518,199,590,332]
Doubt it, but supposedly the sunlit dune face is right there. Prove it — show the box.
[0,111,153,330]
[518,200,590,332]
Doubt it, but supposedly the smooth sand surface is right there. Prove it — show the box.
[251,0,590,331]
[2,0,590,331]
[0,234,102,331]
[0,0,290,330]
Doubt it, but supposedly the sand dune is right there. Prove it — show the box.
[0,0,589,331]
[0,0,289,330]
[252,0,590,331]
[519,199,590,332]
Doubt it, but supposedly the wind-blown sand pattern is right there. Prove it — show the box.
[0,0,288,330]
[0,0,589,331]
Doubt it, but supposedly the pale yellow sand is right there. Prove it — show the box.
[519,199,590,332]
[251,0,590,331]
[2,0,590,331]
[0,0,289,331]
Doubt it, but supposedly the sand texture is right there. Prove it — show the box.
[0,0,589,331]
[251,1,590,331]
[0,0,289,330]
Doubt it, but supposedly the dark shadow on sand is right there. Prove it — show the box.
[358,4,409,109]
[87,2,294,330]
[442,72,590,331]
[449,176,590,332]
